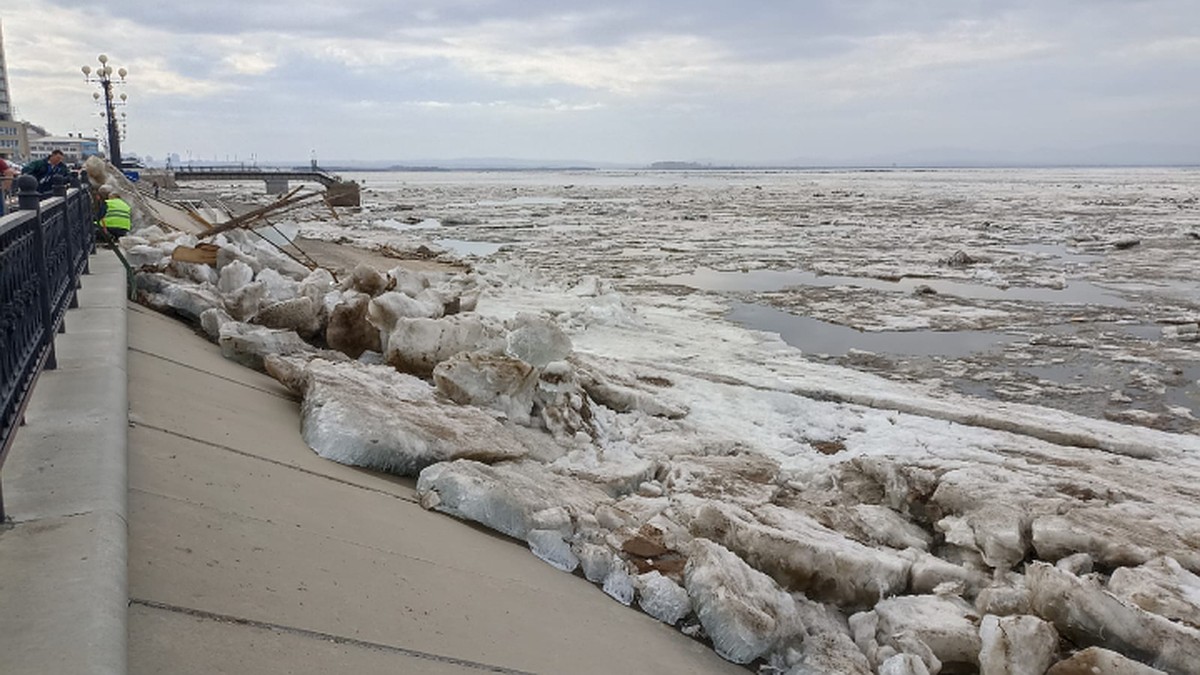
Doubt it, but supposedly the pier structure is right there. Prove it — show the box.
[172,164,361,206]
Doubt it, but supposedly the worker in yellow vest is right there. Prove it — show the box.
[96,185,132,246]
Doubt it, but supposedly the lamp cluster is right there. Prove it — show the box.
[80,54,127,166]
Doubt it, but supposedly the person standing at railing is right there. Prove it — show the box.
[0,153,17,215]
[95,185,132,247]
[21,149,71,195]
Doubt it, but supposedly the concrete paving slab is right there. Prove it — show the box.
[127,323,416,498]
[129,602,508,675]
[126,304,282,394]
[5,361,127,521]
[0,504,126,675]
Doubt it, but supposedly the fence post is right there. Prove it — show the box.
[51,175,68,198]
[59,179,81,309]
[18,175,56,371]
[70,175,92,275]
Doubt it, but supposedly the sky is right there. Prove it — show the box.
[4,2,1199,166]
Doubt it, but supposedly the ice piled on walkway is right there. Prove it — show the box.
[636,571,690,625]
[684,539,800,664]
[267,357,530,474]
[415,460,611,539]
[527,529,579,572]
[127,190,1200,672]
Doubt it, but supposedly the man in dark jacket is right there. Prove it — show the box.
[21,149,70,194]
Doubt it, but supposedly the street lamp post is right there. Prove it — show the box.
[81,54,127,167]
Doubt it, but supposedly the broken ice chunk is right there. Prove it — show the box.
[527,529,579,572]
[255,267,301,304]
[1045,647,1167,675]
[636,571,691,625]
[1108,557,1200,628]
[505,313,573,367]
[603,566,636,606]
[254,297,321,337]
[682,500,911,607]
[271,359,529,475]
[853,595,981,672]
[787,633,872,675]
[1031,511,1200,575]
[325,292,381,358]
[384,314,504,377]
[877,654,932,675]
[415,459,611,539]
[138,274,223,321]
[977,614,1058,675]
[1027,562,1200,674]
[432,352,538,425]
[576,542,619,584]
[217,259,255,294]
[683,539,801,665]
[219,322,316,370]
[199,307,234,341]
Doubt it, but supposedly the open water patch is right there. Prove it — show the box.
[667,267,1130,307]
[726,301,1011,358]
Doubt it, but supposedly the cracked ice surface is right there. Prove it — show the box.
[137,170,1200,672]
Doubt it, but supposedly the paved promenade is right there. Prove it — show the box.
[0,252,129,675]
[1,250,743,673]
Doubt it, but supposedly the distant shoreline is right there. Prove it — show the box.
[152,162,1200,173]
[320,163,1200,172]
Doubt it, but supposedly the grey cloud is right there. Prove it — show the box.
[29,2,1200,163]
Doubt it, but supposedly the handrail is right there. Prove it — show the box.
[171,164,344,186]
[0,175,94,520]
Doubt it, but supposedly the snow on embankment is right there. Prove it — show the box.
[120,218,1200,674]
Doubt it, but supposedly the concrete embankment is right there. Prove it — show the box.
[0,246,742,672]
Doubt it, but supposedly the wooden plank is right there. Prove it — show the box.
[170,243,220,266]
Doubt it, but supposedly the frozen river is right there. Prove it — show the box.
[335,167,1200,434]
[141,165,1200,672]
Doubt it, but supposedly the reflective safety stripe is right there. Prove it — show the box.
[102,198,132,231]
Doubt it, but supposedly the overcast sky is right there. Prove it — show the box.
[4,2,1198,165]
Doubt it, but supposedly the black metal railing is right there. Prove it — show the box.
[0,175,95,520]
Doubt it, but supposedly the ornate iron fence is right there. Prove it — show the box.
[0,175,94,520]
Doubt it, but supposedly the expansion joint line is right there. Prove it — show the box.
[129,598,536,674]
[127,346,297,400]
[131,422,419,505]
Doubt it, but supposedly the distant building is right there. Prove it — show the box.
[28,134,101,164]
[0,19,26,160]
[0,19,12,123]
[0,119,26,159]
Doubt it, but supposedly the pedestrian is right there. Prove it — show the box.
[96,185,132,247]
[0,153,17,215]
[21,149,71,195]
